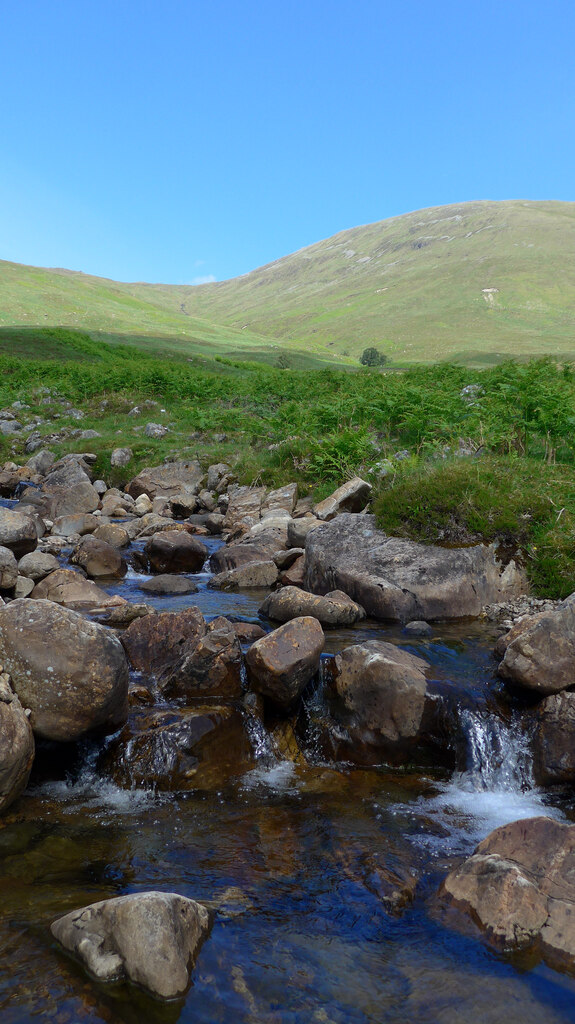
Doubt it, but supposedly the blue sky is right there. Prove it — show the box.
[1,0,573,284]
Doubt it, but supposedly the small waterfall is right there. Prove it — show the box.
[459,707,534,793]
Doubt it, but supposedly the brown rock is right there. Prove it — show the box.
[223,485,266,530]
[17,550,60,582]
[439,816,575,970]
[0,672,34,814]
[120,608,207,677]
[533,691,575,784]
[125,460,204,500]
[260,586,365,626]
[498,598,575,694]
[0,546,18,589]
[161,625,243,701]
[209,560,279,590]
[32,568,120,610]
[0,600,129,741]
[144,530,208,574]
[280,555,306,587]
[51,513,100,537]
[245,616,324,708]
[0,508,38,558]
[92,523,130,548]
[70,535,127,579]
[139,574,198,595]
[313,476,372,520]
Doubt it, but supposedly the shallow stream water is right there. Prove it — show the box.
[2,526,575,1022]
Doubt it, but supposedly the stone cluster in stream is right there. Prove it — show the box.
[0,449,574,993]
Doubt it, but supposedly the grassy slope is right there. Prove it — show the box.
[2,200,575,365]
[129,200,575,364]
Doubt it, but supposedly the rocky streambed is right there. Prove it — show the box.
[0,453,575,1021]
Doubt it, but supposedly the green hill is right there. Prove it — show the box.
[2,200,575,365]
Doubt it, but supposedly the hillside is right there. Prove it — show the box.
[2,200,575,365]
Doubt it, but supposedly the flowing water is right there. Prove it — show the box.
[2,526,575,1022]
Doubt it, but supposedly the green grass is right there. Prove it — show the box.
[3,201,575,367]
[373,456,575,599]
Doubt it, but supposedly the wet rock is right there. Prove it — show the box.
[51,891,210,999]
[403,620,433,637]
[161,624,243,701]
[0,508,38,558]
[0,673,34,814]
[498,597,575,694]
[139,574,199,595]
[313,477,371,520]
[0,600,129,741]
[125,460,204,500]
[51,513,100,537]
[0,546,18,590]
[120,607,207,678]
[305,514,526,622]
[245,617,324,708]
[70,535,127,579]
[209,561,279,590]
[91,602,152,627]
[328,641,430,764]
[232,622,266,643]
[439,816,575,971]
[144,530,208,574]
[260,587,365,627]
[533,692,575,785]
[32,568,121,610]
[100,705,252,791]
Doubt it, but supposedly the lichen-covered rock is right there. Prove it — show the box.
[260,587,365,627]
[51,891,211,999]
[0,600,129,741]
[305,514,525,622]
[125,460,204,500]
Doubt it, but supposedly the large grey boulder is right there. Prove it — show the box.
[17,550,60,582]
[0,546,18,590]
[305,514,525,622]
[245,617,324,708]
[125,460,204,500]
[0,672,34,813]
[260,587,365,627]
[37,459,100,517]
[498,596,575,694]
[0,600,129,741]
[0,508,38,558]
[51,891,211,999]
[439,817,575,971]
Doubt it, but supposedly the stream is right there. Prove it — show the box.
[2,528,575,1023]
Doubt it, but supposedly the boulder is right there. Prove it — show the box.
[439,816,575,971]
[533,692,575,785]
[25,449,55,476]
[498,597,575,694]
[125,460,204,500]
[169,493,198,517]
[51,891,210,1000]
[92,523,130,549]
[327,641,429,764]
[32,569,120,610]
[223,485,266,530]
[209,561,279,591]
[139,574,198,595]
[110,447,133,468]
[144,422,168,438]
[262,483,298,515]
[37,459,100,517]
[313,476,372,520]
[305,514,525,622]
[0,546,18,590]
[51,513,100,537]
[70,535,127,579]
[245,617,324,708]
[134,493,153,516]
[0,672,34,814]
[210,539,278,574]
[274,548,304,570]
[0,508,38,557]
[207,462,232,492]
[14,575,35,598]
[99,705,252,791]
[17,550,60,582]
[0,600,129,741]
[144,530,208,574]
[287,516,325,548]
[161,624,243,701]
[280,555,306,587]
[120,607,207,678]
[260,587,365,627]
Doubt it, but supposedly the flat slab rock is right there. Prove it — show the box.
[439,816,575,972]
[304,513,525,621]
[51,891,211,999]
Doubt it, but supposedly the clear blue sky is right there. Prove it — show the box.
[1,0,573,284]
